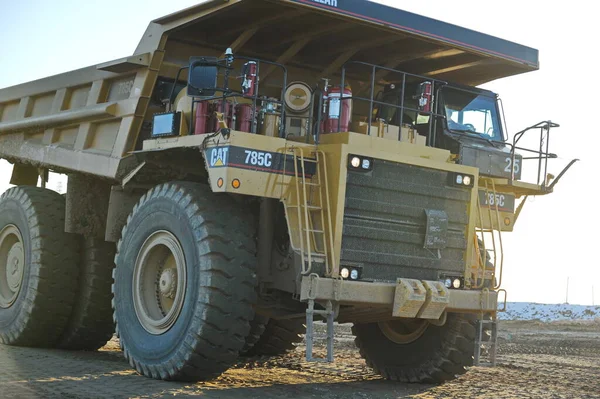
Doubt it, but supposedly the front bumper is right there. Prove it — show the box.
[300,276,498,317]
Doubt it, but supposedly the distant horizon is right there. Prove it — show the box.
[506,301,599,307]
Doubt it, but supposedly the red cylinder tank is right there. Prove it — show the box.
[242,61,258,97]
[324,86,352,133]
[319,86,329,134]
[236,104,254,133]
[194,101,210,135]
[418,81,433,113]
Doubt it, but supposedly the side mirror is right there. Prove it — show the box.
[187,57,219,97]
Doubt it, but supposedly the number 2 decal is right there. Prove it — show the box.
[244,150,273,167]
[504,157,520,174]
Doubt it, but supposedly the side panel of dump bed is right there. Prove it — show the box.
[0,52,162,179]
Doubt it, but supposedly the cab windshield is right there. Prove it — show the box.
[442,88,503,142]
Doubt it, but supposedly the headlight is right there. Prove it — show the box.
[350,269,359,280]
[451,173,474,188]
[341,267,350,279]
[348,155,373,171]
[442,276,463,289]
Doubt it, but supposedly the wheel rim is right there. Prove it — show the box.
[378,319,429,344]
[0,225,25,309]
[133,231,187,335]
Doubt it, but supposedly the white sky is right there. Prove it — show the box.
[0,0,597,305]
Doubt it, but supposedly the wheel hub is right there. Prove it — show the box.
[378,319,429,345]
[0,225,25,308]
[159,269,177,299]
[133,231,187,335]
[7,244,24,291]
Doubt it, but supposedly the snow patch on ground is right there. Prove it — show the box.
[498,302,600,321]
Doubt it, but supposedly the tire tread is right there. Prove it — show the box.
[352,315,475,383]
[113,182,257,381]
[58,237,115,350]
[0,187,79,347]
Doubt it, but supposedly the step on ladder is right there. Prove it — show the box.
[305,298,335,362]
[286,148,336,277]
[474,313,498,366]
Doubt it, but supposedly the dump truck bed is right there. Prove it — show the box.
[0,0,539,180]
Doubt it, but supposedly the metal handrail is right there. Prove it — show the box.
[473,179,504,290]
[330,60,448,146]
[509,120,558,185]
[317,150,337,277]
[489,179,504,290]
[285,148,333,276]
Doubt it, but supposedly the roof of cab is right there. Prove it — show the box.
[139,0,539,86]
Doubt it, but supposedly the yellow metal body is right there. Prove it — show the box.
[143,130,483,286]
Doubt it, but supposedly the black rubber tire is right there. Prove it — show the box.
[352,314,476,383]
[113,182,257,381]
[244,318,305,356]
[0,187,79,347]
[58,237,115,350]
[241,314,269,353]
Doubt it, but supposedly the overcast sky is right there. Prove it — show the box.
[0,0,597,305]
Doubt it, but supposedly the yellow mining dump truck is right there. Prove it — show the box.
[0,0,576,383]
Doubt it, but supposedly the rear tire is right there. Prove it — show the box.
[353,314,476,383]
[113,182,257,381]
[0,187,79,347]
[58,237,115,350]
[241,314,269,353]
[243,318,305,356]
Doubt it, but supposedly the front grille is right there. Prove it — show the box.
[341,160,470,282]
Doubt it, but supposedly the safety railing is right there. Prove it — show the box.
[474,179,504,290]
[323,61,448,146]
[508,121,558,185]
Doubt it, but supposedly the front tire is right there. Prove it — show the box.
[113,182,257,381]
[353,314,476,383]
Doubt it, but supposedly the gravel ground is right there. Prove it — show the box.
[0,320,598,399]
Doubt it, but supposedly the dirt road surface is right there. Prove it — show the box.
[0,320,598,399]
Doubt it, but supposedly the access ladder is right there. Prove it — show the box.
[284,147,337,362]
[285,148,336,277]
[474,313,499,366]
